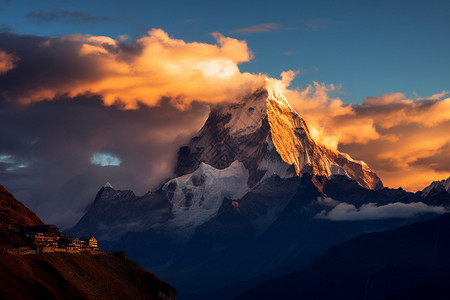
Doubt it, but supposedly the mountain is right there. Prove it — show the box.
[0,184,176,299]
[235,213,450,300]
[72,84,382,240]
[421,176,450,197]
[71,83,449,299]
[175,85,382,191]
[0,184,44,247]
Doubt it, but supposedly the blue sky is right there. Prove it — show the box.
[1,0,449,103]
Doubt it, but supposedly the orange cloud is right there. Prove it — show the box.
[3,29,264,109]
[0,50,19,75]
[273,72,450,191]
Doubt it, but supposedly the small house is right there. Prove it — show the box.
[78,237,98,248]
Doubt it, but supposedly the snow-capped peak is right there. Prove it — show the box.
[175,84,383,190]
[104,182,114,189]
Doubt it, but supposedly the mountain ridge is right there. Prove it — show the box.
[235,213,450,300]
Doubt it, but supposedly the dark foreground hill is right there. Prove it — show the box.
[235,213,450,300]
[0,184,176,300]
[0,251,176,300]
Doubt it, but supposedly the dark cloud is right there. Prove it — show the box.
[0,95,209,228]
[25,10,115,24]
[0,33,108,103]
[412,142,450,172]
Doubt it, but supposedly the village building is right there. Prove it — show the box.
[71,236,98,249]
[34,232,59,247]
[23,224,99,251]
[79,237,98,249]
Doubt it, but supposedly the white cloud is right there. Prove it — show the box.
[316,201,447,221]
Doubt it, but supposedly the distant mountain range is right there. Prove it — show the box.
[0,184,176,299]
[70,84,450,299]
[235,213,450,300]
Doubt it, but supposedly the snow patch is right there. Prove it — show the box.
[163,161,249,236]
[104,182,114,189]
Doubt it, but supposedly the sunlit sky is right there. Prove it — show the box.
[0,0,449,227]
[2,0,449,102]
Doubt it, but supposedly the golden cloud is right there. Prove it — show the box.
[275,73,450,191]
[3,29,264,108]
[0,50,19,75]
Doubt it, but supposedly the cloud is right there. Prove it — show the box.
[269,72,450,191]
[316,201,447,221]
[0,29,263,109]
[417,90,449,100]
[232,23,282,34]
[0,50,18,74]
[0,95,209,228]
[412,141,450,172]
[317,197,340,207]
[25,10,115,24]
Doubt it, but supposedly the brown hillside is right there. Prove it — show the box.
[0,184,44,247]
[0,251,176,300]
[0,184,176,299]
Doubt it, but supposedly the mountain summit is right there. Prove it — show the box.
[176,81,382,190]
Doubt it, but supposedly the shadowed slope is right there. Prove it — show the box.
[236,213,450,300]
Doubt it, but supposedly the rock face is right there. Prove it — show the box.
[71,186,172,240]
[175,85,383,191]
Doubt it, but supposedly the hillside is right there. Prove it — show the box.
[0,184,44,248]
[0,184,176,300]
[0,251,176,300]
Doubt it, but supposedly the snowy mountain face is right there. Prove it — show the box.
[422,177,450,197]
[176,84,383,191]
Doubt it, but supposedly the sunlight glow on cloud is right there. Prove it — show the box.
[0,50,19,74]
[269,72,450,190]
[1,29,263,109]
[90,153,121,167]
